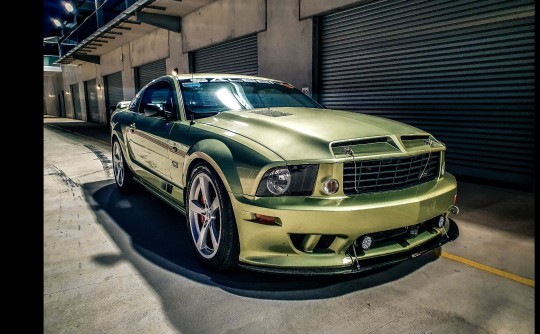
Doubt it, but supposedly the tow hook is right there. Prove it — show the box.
[449,205,460,215]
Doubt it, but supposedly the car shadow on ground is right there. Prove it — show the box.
[83,179,440,301]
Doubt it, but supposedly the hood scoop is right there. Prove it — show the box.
[247,109,292,117]
[331,137,400,158]
[400,135,431,149]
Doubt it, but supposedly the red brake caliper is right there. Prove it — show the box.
[198,193,205,228]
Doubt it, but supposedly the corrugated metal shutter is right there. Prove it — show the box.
[70,83,82,120]
[319,0,535,187]
[193,34,258,75]
[105,71,123,110]
[136,59,166,91]
[84,79,100,123]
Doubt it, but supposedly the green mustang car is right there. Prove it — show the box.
[110,73,459,274]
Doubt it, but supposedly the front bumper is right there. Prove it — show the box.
[238,219,459,275]
[230,173,458,274]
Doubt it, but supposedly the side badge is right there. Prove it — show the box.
[172,161,179,168]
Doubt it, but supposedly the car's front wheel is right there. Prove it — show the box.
[112,139,135,192]
[186,165,239,271]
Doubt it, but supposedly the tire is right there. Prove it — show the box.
[112,139,135,192]
[186,164,240,271]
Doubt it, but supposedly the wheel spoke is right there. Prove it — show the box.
[209,221,219,248]
[197,222,210,250]
[113,143,124,185]
[199,176,212,206]
[189,200,205,215]
[210,196,220,213]
[188,170,223,259]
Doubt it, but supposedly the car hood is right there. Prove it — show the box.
[198,107,429,161]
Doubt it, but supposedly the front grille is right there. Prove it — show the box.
[343,152,440,195]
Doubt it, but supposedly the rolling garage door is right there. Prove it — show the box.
[136,59,166,91]
[105,71,123,111]
[192,34,258,75]
[319,0,535,187]
[84,79,100,123]
[70,83,82,120]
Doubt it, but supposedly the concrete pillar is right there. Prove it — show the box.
[122,44,136,100]
[259,0,313,95]
[166,31,189,75]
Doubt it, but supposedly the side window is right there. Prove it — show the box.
[138,81,176,118]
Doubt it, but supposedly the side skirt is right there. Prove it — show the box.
[134,177,187,216]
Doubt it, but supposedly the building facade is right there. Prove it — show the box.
[44,0,535,189]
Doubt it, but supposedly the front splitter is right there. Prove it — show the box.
[238,219,459,276]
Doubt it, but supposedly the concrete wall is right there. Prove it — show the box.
[60,65,79,119]
[52,0,365,123]
[182,0,266,52]
[121,44,136,101]
[101,47,123,76]
[61,63,101,122]
[300,0,365,19]
[166,31,189,75]
[259,0,313,94]
[43,72,63,117]
[130,29,170,67]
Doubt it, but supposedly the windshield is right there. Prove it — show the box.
[178,78,322,118]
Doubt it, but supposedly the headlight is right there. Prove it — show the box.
[256,164,319,196]
[266,167,291,195]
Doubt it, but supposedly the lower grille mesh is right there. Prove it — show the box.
[343,152,440,195]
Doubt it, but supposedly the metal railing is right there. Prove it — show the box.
[58,0,141,56]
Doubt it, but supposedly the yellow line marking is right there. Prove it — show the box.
[45,123,110,146]
[441,251,534,287]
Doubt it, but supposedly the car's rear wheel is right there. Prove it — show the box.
[187,165,239,271]
[112,140,135,192]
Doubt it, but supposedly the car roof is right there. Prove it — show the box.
[170,73,282,82]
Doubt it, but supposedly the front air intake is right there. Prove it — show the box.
[343,152,440,195]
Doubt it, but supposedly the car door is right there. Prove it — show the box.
[127,80,176,184]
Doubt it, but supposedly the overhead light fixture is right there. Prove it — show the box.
[52,18,62,28]
[63,1,74,13]
[172,67,178,76]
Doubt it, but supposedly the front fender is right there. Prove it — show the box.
[184,139,243,195]
[110,111,135,147]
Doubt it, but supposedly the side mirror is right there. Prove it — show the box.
[164,109,175,119]
[143,103,163,117]
[163,98,176,119]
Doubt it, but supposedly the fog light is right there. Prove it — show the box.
[361,235,373,250]
[438,215,445,228]
[322,178,339,195]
